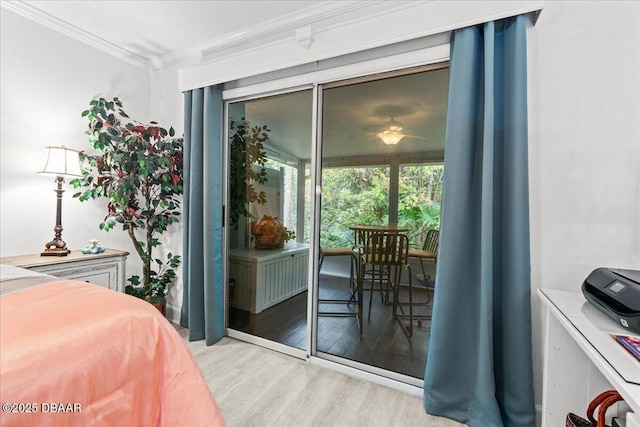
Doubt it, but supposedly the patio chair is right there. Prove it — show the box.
[318,247,362,334]
[358,230,428,338]
[407,229,439,304]
[358,231,408,321]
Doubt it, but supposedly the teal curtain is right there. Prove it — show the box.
[423,15,534,427]
[181,86,225,345]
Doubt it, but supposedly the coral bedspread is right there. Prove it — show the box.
[0,281,225,427]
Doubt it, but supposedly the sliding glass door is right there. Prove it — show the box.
[226,64,448,383]
[317,67,448,380]
[226,89,313,350]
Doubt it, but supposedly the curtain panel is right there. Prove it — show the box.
[181,86,226,345]
[423,14,534,427]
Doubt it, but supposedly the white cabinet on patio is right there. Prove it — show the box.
[229,242,309,314]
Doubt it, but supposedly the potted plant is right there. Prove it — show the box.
[70,97,183,314]
[250,215,295,249]
[228,117,269,229]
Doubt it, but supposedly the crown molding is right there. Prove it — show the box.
[1,0,384,71]
[198,1,382,57]
[180,0,545,91]
[0,0,150,69]
[2,0,545,75]
[151,0,384,70]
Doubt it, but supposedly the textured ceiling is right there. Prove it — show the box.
[240,67,449,162]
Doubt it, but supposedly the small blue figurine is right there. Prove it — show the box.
[82,239,105,254]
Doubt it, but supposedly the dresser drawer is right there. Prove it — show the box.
[1,249,128,293]
[38,264,117,290]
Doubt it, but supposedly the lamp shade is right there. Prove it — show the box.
[38,146,82,178]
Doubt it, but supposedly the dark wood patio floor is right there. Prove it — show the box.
[228,274,433,379]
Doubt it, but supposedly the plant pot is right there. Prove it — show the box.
[254,234,284,250]
[152,300,167,317]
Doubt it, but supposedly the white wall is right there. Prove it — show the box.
[0,7,193,320]
[0,10,150,283]
[529,1,639,289]
[149,63,188,317]
[528,0,640,415]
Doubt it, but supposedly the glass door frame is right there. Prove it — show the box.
[222,43,450,396]
[313,67,448,390]
[223,85,314,361]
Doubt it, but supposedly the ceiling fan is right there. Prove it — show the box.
[363,117,429,146]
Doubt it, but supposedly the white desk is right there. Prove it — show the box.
[229,243,309,314]
[538,288,639,427]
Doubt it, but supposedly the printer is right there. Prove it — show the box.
[582,267,640,334]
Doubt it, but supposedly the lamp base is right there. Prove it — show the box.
[42,175,72,257]
[41,247,70,256]
[41,238,70,257]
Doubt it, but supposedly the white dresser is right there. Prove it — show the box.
[229,242,309,314]
[538,288,639,427]
[0,249,129,292]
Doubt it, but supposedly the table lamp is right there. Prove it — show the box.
[38,146,82,256]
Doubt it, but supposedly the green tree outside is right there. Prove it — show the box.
[320,164,443,249]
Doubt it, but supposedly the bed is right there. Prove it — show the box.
[0,265,225,426]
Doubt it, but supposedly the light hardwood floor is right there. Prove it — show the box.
[176,328,464,427]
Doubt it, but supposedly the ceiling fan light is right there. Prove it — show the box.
[378,129,405,145]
